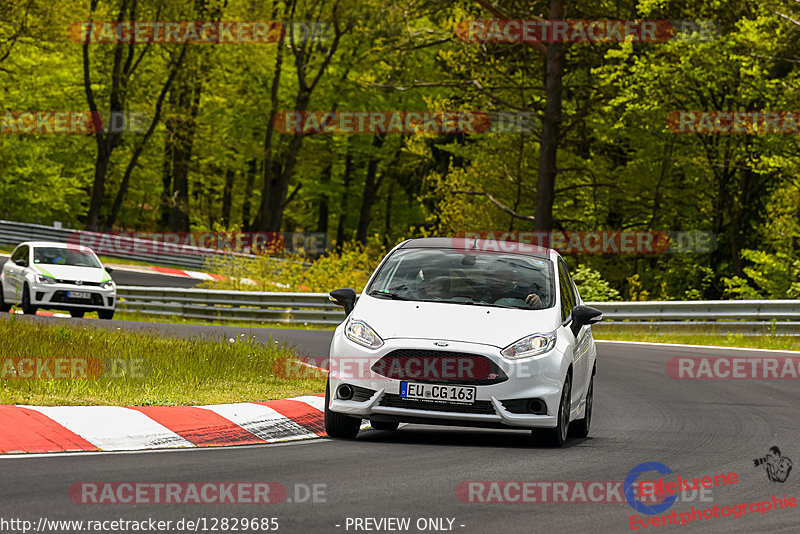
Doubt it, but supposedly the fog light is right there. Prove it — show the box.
[337,384,354,400]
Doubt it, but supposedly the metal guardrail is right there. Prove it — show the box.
[117,287,346,325]
[116,288,800,331]
[0,220,247,270]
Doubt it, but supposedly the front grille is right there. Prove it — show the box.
[54,280,103,287]
[50,291,103,305]
[379,393,496,415]
[371,349,507,385]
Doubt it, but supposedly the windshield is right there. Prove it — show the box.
[366,248,554,309]
[33,247,102,269]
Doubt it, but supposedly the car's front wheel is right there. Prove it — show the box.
[324,380,361,439]
[533,374,571,447]
[569,375,593,438]
[98,310,115,320]
[0,281,10,313]
[21,284,37,315]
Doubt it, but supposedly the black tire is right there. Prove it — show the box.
[324,380,361,439]
[370,420,400,431]
[533,374,571,447]
[569,376,593,438]
[0,281,10,313]
[70,310,85,318]
[98,309,115,320]
[21,284,37,315]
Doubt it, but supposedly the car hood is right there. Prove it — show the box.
[31,263,109,283]
[351,294,561,349]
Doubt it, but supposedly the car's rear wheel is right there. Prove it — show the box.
[98,310,115,320]
[21,284,37,315]
[70,310,85,318]
[0,282,10,313]
[370,420,399,431]
[569,375,593,438]
[324,380,361,439]
[533,374,571,447]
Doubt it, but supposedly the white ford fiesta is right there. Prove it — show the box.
[324,237,602,446]
[0,241,116,319]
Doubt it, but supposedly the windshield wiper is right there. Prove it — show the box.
[368,289,412,301]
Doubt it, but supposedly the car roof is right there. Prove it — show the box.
[15,241,96,253]
[398,237,553,259]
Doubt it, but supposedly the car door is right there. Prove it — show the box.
[4,245,27,303]
[557,257,587,411]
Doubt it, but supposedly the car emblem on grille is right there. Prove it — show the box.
[75,280,83,286]
[434,341,449,347]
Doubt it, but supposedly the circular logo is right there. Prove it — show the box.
[624,462,677,515]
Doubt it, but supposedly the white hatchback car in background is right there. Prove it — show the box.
[1,241,116,319]
[325,237,602,447]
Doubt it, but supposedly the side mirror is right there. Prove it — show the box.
[329,288,357,315]
[104,266,114,274]
[14,259,27,267]
[570,305,603,336]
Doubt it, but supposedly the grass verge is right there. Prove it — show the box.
[112,310,339,330]
[0,315,325,406]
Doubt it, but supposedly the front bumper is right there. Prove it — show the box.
[29,282,116,310]
[327,334,567,429]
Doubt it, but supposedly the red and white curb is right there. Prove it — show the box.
[0,394,359,454]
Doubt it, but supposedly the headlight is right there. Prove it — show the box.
[345,319,384,349]
[101,280,115,290]
[501,331,556,359]
[35,274,56,284]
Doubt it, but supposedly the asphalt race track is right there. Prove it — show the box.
[0,256,201,288]
[1,318,798,533]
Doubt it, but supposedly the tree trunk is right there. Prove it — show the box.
[317,164,331,234]
[222,168,235,228]
[241,159,257,230]
[256,0,286,231]
[356,135,385,244]
[335,149,354,248]
[534,0,565,233]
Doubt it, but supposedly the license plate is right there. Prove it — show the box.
[67,291,90,300]
[400,382,476,404]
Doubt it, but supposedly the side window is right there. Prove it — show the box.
[558,258,577,322]
[11,245,27,263]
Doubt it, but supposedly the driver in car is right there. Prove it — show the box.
[484,262,543,308]
[417,266,451,300]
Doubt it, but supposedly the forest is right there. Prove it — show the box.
[1,0,799,300]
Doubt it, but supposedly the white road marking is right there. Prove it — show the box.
[596,339,800,354]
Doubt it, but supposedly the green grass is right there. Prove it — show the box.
[112,310,338,330]
[594,325,800,352]
[0,315,325,406]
